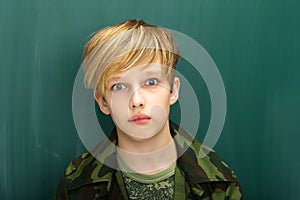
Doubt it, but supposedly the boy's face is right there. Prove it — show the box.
[94,63,180,140]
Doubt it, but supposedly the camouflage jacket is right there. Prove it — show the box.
[55,122,243,200]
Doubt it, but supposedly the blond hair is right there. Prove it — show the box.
[83,19,180,96]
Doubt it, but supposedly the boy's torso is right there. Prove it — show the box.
[55,122,242,200]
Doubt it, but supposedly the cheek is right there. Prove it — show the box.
[109,93,130,118]
[149,92,171,112]
[150,105,168,122]
[156,91,171,105]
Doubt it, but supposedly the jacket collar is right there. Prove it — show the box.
[65,121,236,191]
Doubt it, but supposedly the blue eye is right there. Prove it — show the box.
[112,83,125,91]
[145,78,159,86]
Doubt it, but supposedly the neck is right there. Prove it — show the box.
[117,140,177,174]
[116,121,177,174]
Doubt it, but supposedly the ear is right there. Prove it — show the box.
[94,91,111,115]
[170,77,180,105]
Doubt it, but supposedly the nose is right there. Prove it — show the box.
[130,88,145,108]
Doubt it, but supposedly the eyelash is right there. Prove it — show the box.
[110,78,159,91]
[111,83,125,91]
[145,78,159,86]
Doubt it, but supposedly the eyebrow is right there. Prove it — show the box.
[106,77,122,89]
[144,70,162,76]
[109,70,161,80]
[107,68,163,84]
[108,76,122,82]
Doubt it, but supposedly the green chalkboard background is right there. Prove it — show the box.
[1,0,299,199]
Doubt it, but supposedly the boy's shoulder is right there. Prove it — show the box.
[61,136,118,191]
[62,151,112,190]
[172,125,239,183]
[172,125,242,198]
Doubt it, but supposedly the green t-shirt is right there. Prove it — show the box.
[117,153,176,200]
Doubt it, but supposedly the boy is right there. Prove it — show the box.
[55,19,242,199]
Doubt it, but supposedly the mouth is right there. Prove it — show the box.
[128,114,151,125]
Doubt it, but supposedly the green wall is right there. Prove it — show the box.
[1,0,299,199]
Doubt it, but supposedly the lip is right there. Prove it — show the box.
[128,114,151,125]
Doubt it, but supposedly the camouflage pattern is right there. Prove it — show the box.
[55,122,243,199]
